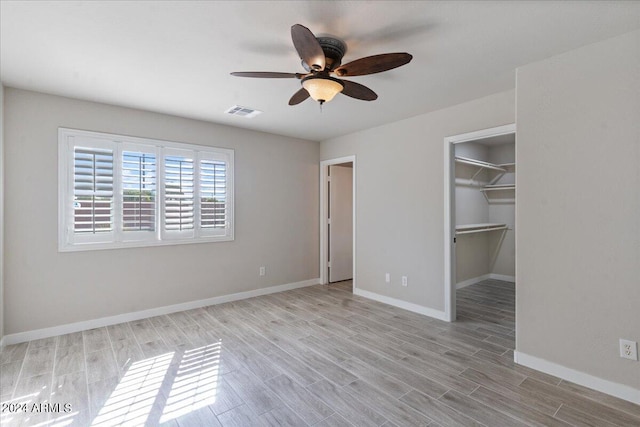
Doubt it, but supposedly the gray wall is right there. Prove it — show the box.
[516,30,640,389]
[321,90,515,311]
[3,88,320,334]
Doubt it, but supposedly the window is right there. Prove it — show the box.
[59,128,234,251]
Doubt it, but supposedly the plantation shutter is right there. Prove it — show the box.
[122,148,157,235]
[59,128,234,251]
[200,159,227,229]
[198,150,233,238]
[73,146,114,235]
[164,149,195,237]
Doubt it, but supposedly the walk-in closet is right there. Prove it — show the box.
[454,132,515,320]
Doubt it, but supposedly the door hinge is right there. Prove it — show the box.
[454,237,457,243]
[328,261,332,268]
[327,218,331,225]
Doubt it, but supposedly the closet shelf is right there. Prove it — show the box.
[454,156,506,173]
[455,223,508,235]
[481,184,515,203]
[481,184,515,191]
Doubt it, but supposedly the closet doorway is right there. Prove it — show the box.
[444,124,516,321]
[320,156,356,290]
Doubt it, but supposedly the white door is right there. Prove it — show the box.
[329,164,353,283]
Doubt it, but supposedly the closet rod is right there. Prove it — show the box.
[455,224,508,235]
[481,184,515,191]
[454,156,506,172]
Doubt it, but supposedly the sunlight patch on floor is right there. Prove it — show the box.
[160,341,221,422]
[91,352,174,426]
[89,340,222,425]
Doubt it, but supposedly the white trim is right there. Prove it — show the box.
[354,288,448,322]
[444,123,516,322]
[0,85,4,340]
[446,123,516,144]
[456,274,491,289]
[320,156,356,293]
[0,278,319,347]
[58,234,234,252]
[514,351,640,405]
[456,273,516,289]
[489,273,515,283]
[444,139,456,321]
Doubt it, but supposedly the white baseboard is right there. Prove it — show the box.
[514,351,640,405]
[456,273,515,289]
[489,273,515,283]
[456,274,491,289]
[354,288,448,322]
[0,278,320,347]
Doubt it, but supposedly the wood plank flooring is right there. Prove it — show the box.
[1,279,638,426]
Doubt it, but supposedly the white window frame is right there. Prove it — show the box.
[59,128,234,252]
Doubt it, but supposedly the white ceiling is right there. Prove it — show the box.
[1,1,639,142]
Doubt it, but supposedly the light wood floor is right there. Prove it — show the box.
[1,280,638,426]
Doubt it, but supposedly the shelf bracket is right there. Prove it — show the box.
[471,167,485,183]
[488,171,506,185]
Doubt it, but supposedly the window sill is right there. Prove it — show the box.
[58,234,234,252]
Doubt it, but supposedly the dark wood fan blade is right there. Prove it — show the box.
[230,72,302,78]
[289,88,310,105]
[341,80,378,101]
[291,24,325,71]
[334,53,412,76]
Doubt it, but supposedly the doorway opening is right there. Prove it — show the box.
[320,156,356,292]
[444,124,516,322]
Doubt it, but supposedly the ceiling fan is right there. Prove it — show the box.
[231,24,413,106]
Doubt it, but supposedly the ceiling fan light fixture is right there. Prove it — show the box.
[302,76,344,104]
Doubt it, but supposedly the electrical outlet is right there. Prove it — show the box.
[259,266,266,276]
[385,273,390,283]
[619,339,638,360]
[401,276,408,287]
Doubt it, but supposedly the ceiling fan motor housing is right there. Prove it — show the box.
[301,36,347,71]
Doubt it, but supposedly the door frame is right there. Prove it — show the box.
[443,123,515,322]
[320,155,356,291]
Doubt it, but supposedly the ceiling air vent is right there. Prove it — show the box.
[224,105,262,118]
